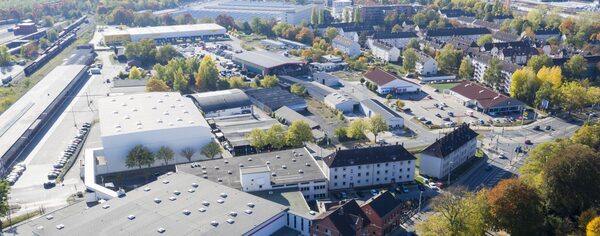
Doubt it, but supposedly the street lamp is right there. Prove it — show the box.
[447,161,454,186]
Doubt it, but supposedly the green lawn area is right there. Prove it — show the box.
[427,82,461,91]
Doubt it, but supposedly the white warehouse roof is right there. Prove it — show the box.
[98,92,209,138]
[104,23,226,41]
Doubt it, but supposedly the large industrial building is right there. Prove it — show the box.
[102,23,227,45]
[13,172,290,236]
[232,51,305,76]
[156,0,318,25]
[97,92,213,174]
[187,89,252,118]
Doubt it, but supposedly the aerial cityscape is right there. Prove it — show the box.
[0,0,599,235]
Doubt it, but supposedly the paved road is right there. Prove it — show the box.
[8,51,122,216]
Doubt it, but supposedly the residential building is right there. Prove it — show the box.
[102,23,227,45]
[415,51,438,76]
[332,35,361,56]
[324,92,358,113]
[157,1,318,25]
[438,9,475,18]
[368,40,400,62]
[370,31,418,49]
[360,99,404,129]
[492,31,521,42]
[187,89,252,117]
[361,191,405,236]
[420,124,479,178]
[472,54,522,93]
[332,0,352,19]
[449,81,525,115]
[323,145,417,190]
[493,46,539,65]
[363,67,421,95]
[96,92,213,174]
[245,87,307,113]
[15,172,290,236]
[177,148,329,200]
[423,27,491,42]
[310,200,370,236]
[527,28,561,41]
[472,19,501,32]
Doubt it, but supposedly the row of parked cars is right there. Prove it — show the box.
[6,162,27,185]
[45,122,91,188]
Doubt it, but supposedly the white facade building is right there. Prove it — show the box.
[415,51,438,76]
[98,92,213,174]
[370,31,418,49]
[323,145,417,190]
[333,35,361,57]
[368,40,401,62]
[364,67,421,95]
[324,92,357,113]
[360,99,404,129]
[419,124,478,178]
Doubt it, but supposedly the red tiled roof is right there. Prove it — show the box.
[450,81,521,108]
[363,68,418,86]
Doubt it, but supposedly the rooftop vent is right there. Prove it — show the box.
[217,178,223,182]
[189,121,195,124]
[135,121,142,126]
[305,163,311,166]
[157,119,163,123]
[202,171,207,174]
[282,165,287,169]
[183,110,189,114]
[248,157,252,161]
[111,98,116,102]
[121,103,127,107]
[188,188,195,193]
[266,161,271,165]
[157,228,165,233]
[210,221,218,227]
[228,170,232,174]
[203,174,208,178]
[127,215,136,220]
[239,164,244,167]
[244,209,253,214]
[129,96,134,100]
[292,158,296,162]
[163,111,170,115]
[298,169,304,174]
[224,160,229,164]
[226,219,235,224]
[154,198,161,203]
[170,105,175,108]
[169,122,174,126]
[247,203,255,208]
[276,155,280,159]
[182,210,191,215]
[113,111,118,115]
[192,183,199,188]
[198,208,206,212]
[202,201,210,206]
[162,180,170,184]
[177,117,183,121]
[229,211,237,217]
[132,108,138,112]
[152,106,157,110]
[169,196,177,201]
[102,205,110,209]
[124,115,130,120]
[217,199,225,204]
[220,193,228,198]
[309,211,316,215]
[271,172,277,177]
[137,125,143,129]
[158,100,164,103]
[115,124,121,129]
[173,190,181,195]
[144,187,151,192]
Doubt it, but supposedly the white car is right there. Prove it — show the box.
[428,182,438,190]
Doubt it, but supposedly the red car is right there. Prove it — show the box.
[524,140,533,145]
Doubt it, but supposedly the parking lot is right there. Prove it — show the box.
[328,183,440,205]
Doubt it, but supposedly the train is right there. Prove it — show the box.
[23,15,87,76]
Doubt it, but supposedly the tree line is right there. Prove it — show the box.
[335,114,389,143]
[126,141,222,169]
[417,122,600,235]
[246,121,313,151]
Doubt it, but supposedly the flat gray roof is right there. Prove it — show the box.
[233,51,302,69]
[177,148,327,189]
[211,114,281,147]
[240,165,270,174]
[187,89,251,113]
[251,189,315,218]
[360,99,402,120]
[10,172,287,236]
[273,106,320,129]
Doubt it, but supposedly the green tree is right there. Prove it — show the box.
[535,81,559,109]
[195,55,219,90]
[129,66,142,80]
[477,34,493,46]
[125,39,157,65]
[353,7,361,23]
[156,146,174,165]
[290,83,306,96]
[261,75,279,88]
[544,143,600,216]
[588,217,600,236]
[483,58,503,90]
[311,7,318,25]
[334,126,348,141]
[324,27,339,42]
[180,147,195,162]
[285,120,313,146]
[0,180,10,221]
[459,56,473,80]
[510,67,539,104]
[519,139,569,189]
[527,54,553,73]
[146,77,170,92]
[406,38,420,50]
[560,81,588,113]
[571,123,600,150]
[125,145,154,169]
[348,119,367,139]
[0,45,12,66]
[227,77,246,88]
[38,38,50,50]
[564,54,588,80]
[173,68,189,93]
[155,45,179,65]
[395,99,405,109]
[266,124,286,149]
[391,24,402,32]
[436,44,463,75]
[42,16,54,27]
[247,128,267,150]
[367,114,388,143]
[580,208,598,230]
[402,48,418,73]
[488,178,544,235]
[47,29,58,42]
[201,141,222,159]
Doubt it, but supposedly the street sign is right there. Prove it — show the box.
[541,99,549,109]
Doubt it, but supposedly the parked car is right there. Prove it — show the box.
[43,180,56,189]
[525,140,533,145]
[402,186,409,193]
[370,189,378,196]
[533,125,541,131]
[545,125,552,130]
[447,112,454,117]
